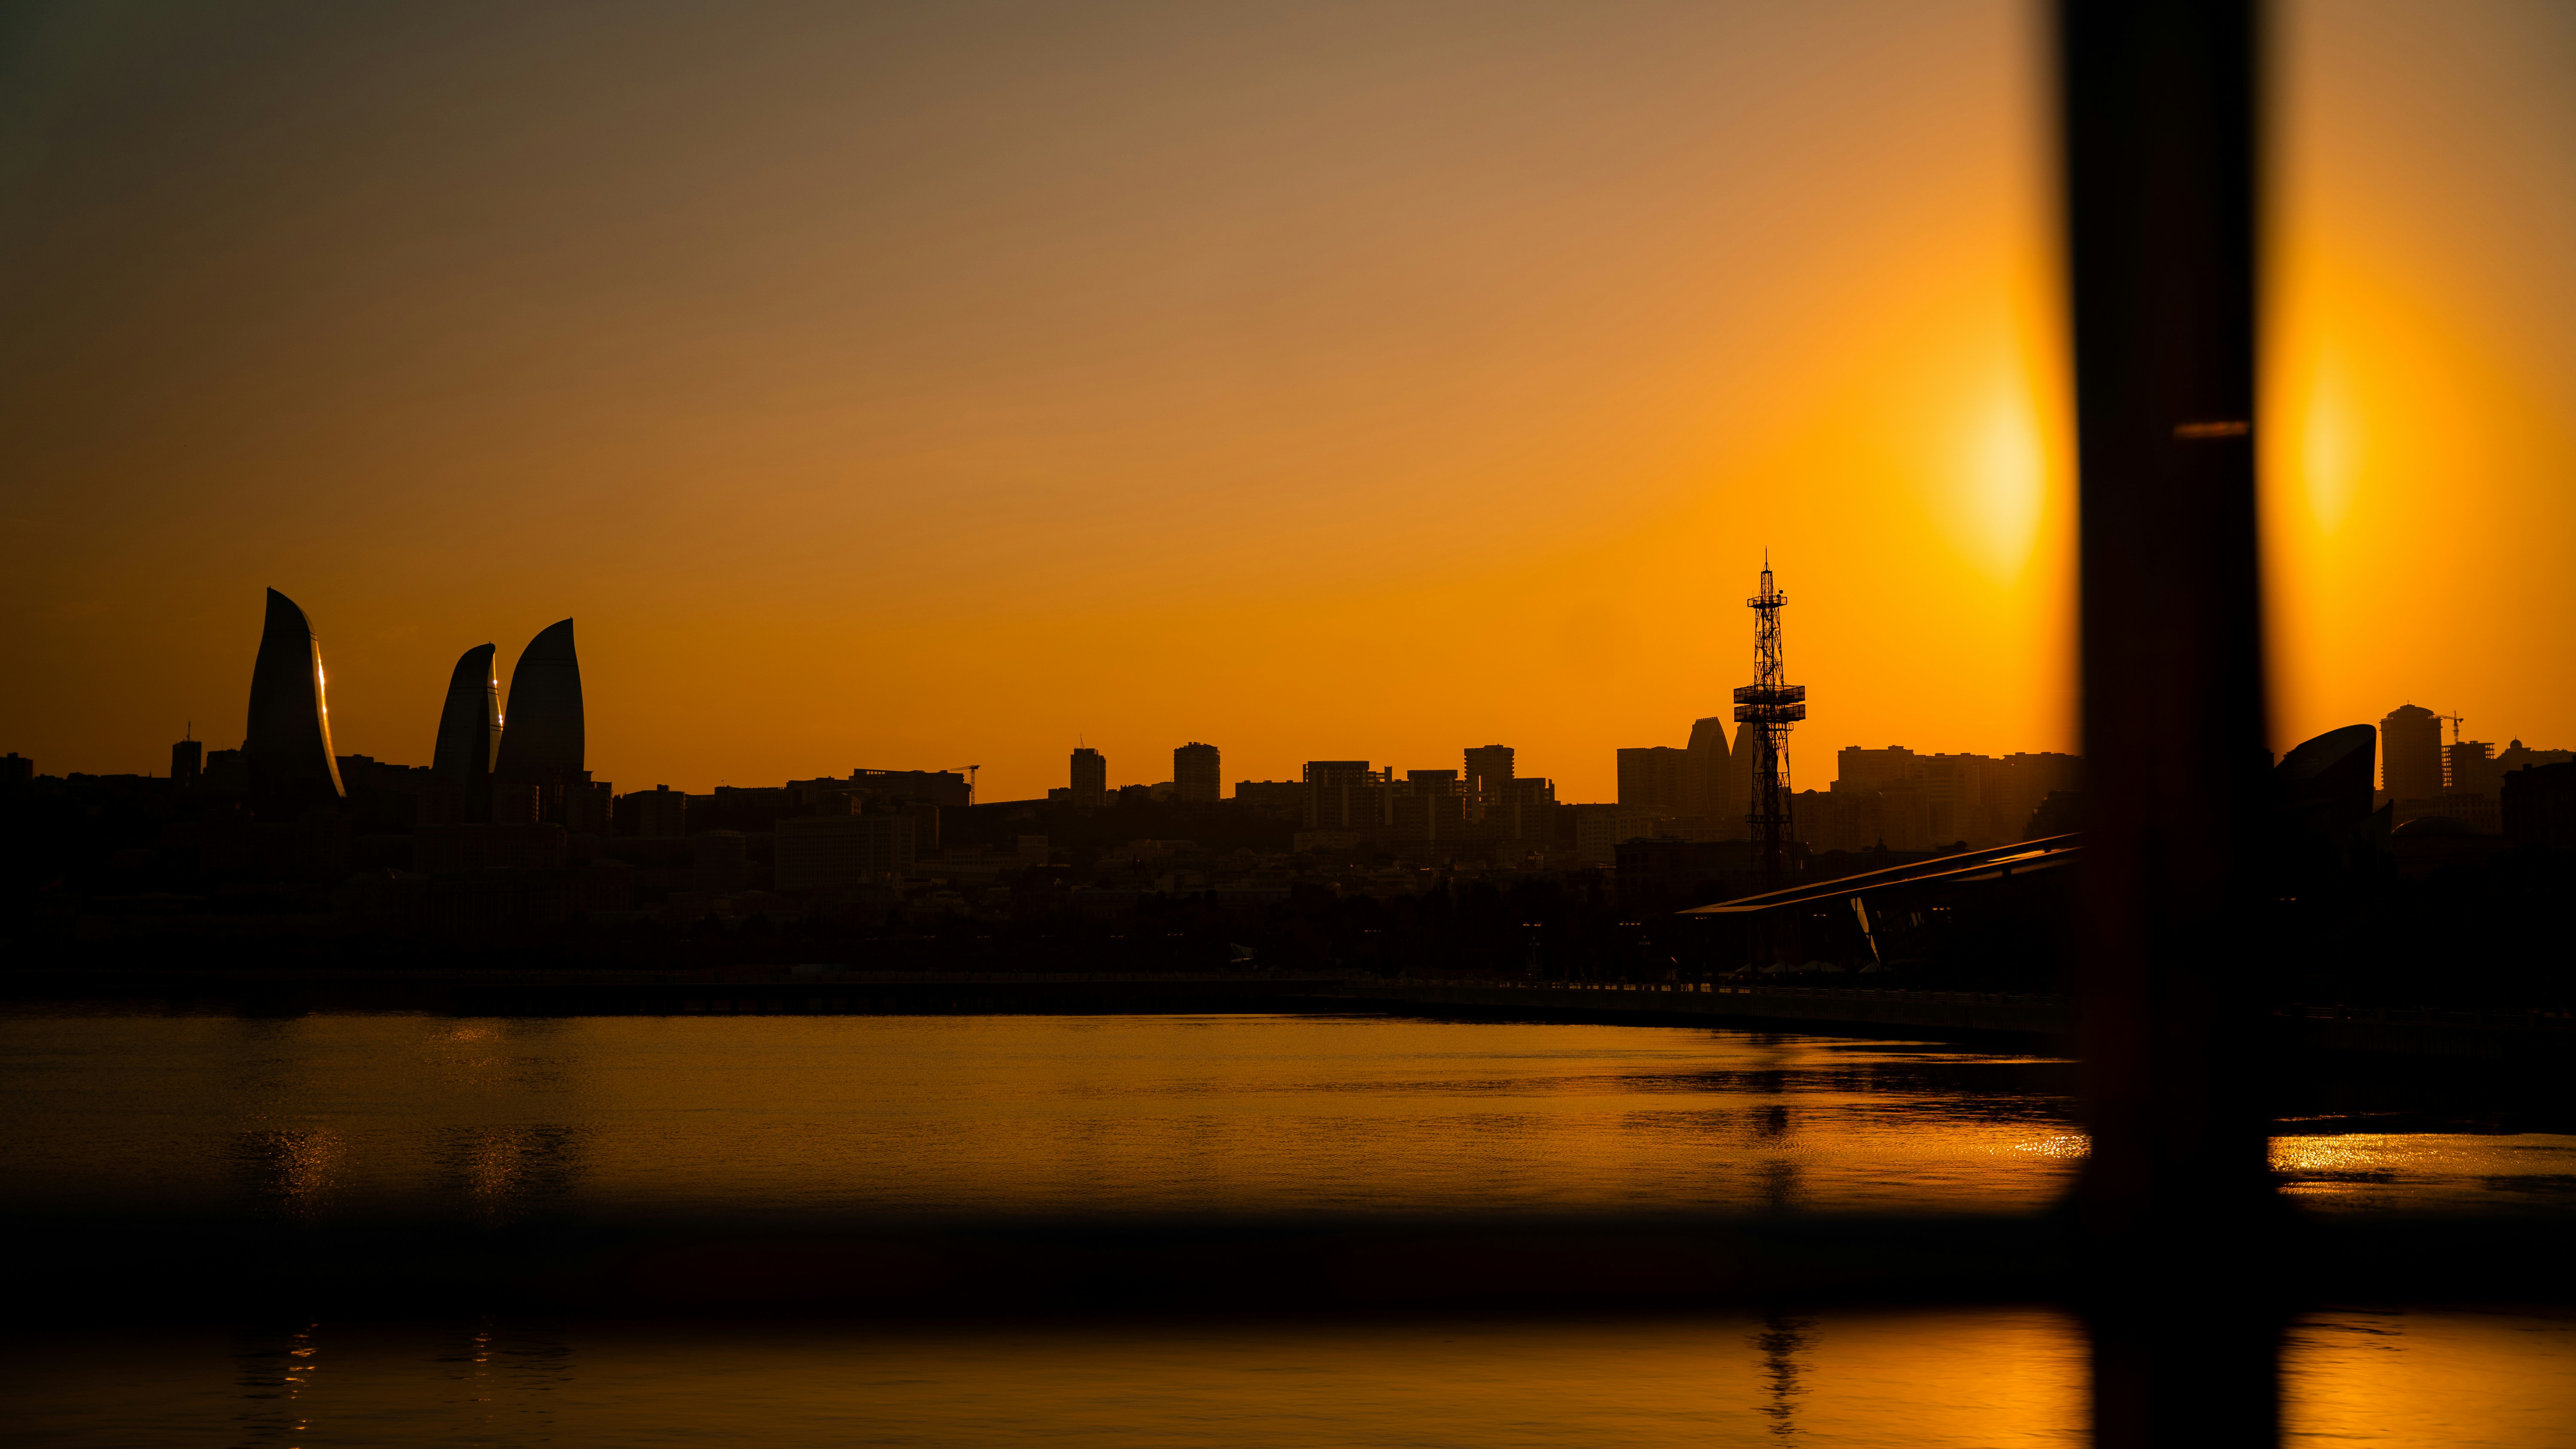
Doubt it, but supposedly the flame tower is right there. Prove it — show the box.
[244,588,345,816]
[1733,556,1805,886]
[494,619,583,774]
[492,619,601,828]
[432,642,501,821]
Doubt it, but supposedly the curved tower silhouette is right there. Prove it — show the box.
[244,588,345,814]
[1683,714,1732,825]
[432,643,501,821]
[495,620,583,773]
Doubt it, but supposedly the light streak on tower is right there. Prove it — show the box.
[1733,553,1806,887]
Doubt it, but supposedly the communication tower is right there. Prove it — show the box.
[1733,554,1806,887]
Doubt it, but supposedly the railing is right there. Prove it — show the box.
[1369,982,2574,1032]
[2280,1003,2573,1032]
[1386,978,2066,1007]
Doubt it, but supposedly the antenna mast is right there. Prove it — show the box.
[1734,554,1806,890]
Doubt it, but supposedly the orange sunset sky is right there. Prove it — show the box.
[4,0,2571,802]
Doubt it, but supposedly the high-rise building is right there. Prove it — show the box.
[1835,746,1921,793]
[1302,760,1379,829]
[1489,774,1557,843]
[244,588,346,816]
[1069,747,1107,807]
[495,621,583,774]
[492,620,602,829]
[2447,740,2501,799]
[1791,787,1881,854]
[432,642,501,822]
[1463,744,1514,826]
[1683,717,1732,823]
[1381,776,1467,853]
[1824,747,2081,847]
[171,733,202,787]
[1616,746,1689,813]
[2380,705,2442,800]
[1174,742,1221,804]
[1723,734,1759,841]
[1917,753,1988,846]
[1990,752,2084,840]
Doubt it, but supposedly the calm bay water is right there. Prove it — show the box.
[3,1308,2570,1447]
[2,1011,2566,1218]
[3,1012,2570,1445]
[3,1012,2097,1218]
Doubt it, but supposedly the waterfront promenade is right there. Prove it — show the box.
[1328,978,2072,1042]
[7,965,2567,1063]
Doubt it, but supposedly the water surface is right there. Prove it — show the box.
[7,1012,2572,1445]
[4,1012,2565,1218]
[8,1013,2082,1218]
[4,1307,2567,1447]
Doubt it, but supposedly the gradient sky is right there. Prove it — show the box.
[3,0,2569,802]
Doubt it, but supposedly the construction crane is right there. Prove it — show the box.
[2434,714,2465,791]
[950,766,981,805]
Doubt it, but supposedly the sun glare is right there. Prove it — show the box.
[2297,352,2357,533]
[1954,380,2048,584]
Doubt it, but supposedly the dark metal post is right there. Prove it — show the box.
[2059,2,2285,1444]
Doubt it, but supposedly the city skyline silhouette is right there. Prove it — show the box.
[5,9,2573,1446]
[7,4,2573,802]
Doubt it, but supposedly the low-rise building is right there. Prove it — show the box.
[627,785,688,838]
[1233,781,1303,817]
[2503,761,2576,848]
[775,814,917,891]
[1574,804,1669,866]
[416,823,568,874]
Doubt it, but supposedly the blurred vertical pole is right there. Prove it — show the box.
[2057,2,2284,1446]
